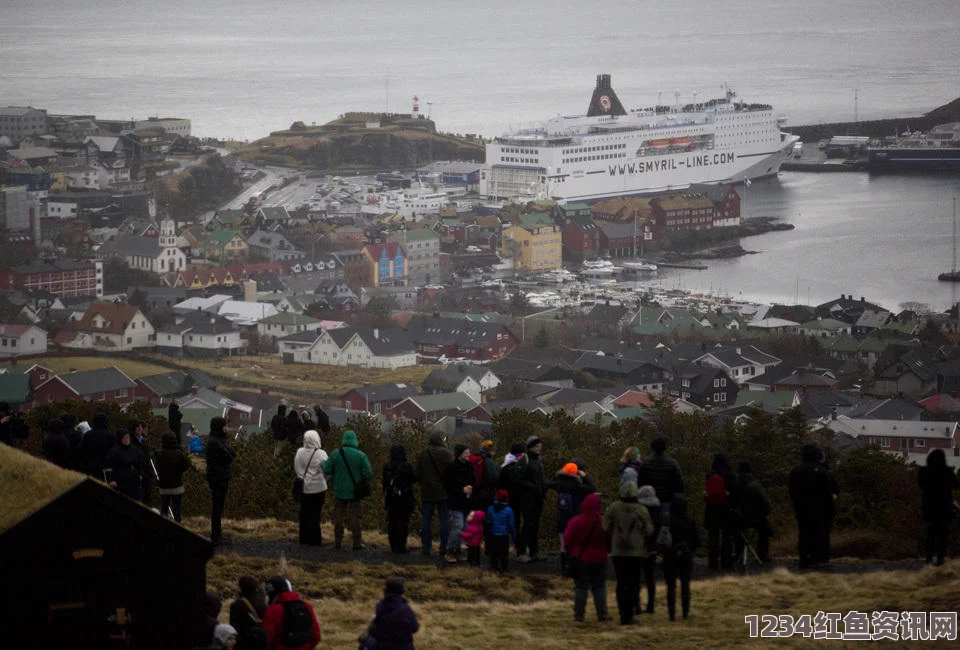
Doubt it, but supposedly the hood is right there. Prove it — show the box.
[637,484,660,507]
[619,481,639,501]
[525,435,541,451]
[303,430,322,450]
[341,429,359,448]
[711,452,731,474]
[161,432,179,450]
[671,493,688,519]
[277,404,287,417]
[429,432,446,447]
[210,417,227,438]
[453,443,469,459]
[116,428,130,445]
[266,576,291,603]
[581,492,601,516]
[801,444,823,464]
[470,510,486,526]
[501,452,520,468]
[927,448,947,469]
[93,412,109,430]
[76,421,91,434]
[390,443,407,462]
[314,407,331,435]
[214,624,237,645]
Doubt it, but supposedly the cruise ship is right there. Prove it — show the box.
[480,74,799,202]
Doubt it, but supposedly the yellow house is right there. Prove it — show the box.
[500,220,562,272]
[202,230,249,261]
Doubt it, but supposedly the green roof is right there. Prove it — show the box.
[0,374,30,403]
[0,363,27,375]
[403,229,439,242]
[559,201,592,215]
[204,230,243,247]
[734,390,797,411]
[259,312,320,326]
[518,212,555,228]
[155,407,222,433]
[800,318,849,330]
[402,392,478,413]
[599,406,648,425]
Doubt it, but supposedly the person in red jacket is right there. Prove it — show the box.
[562,493,612,623]
[262,576,321,650]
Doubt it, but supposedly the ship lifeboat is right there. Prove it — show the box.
[648,139,670,148]
[671,137,692,146]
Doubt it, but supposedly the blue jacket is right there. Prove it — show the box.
[485,502,516,540]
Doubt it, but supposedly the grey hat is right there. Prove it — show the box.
[637,485,660,507]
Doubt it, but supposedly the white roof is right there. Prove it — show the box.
[85,136,121,151]
[217,300,278,326]
[748,318,799,329]
[173,294,231,313]
[826,415,957,440]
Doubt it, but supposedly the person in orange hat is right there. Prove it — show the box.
[548,460,596,574]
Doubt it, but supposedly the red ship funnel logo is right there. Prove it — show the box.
[598,95,612,113]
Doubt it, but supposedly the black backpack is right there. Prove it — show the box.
[281,599,313,648]
[499,456,526,494]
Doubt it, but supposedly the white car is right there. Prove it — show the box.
[465,245,482,253]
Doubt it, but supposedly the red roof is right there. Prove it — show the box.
[77,302,143,335]
[919,393,960,413]
[0,325,34,337]
[364,242,402,259]
[613,390,660,409]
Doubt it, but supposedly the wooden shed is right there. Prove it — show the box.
[0,444,214,649]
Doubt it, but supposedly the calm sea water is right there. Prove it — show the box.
[2,0,960,309]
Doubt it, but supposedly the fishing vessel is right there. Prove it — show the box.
[480,74,799,202]
[868,123,960,173]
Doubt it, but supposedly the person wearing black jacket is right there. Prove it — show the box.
[130,419,155,506]
[168,398,183,443]
[918,448,960,566]
[59,413,82,468]
[443,443,475,564]
[547,462,596,547]
[270,403,287,456]
[80,412,114,480]
[206,417,236,546]
[663,494,701,621]
[704,452,738,570]
[475,440,500,513]
[516,435,547,563]
[365,577,419,650]
[636,437,684,507]
[383,444,417,554]
[228,577,268,650]
[735,461,772,564]
[284,408,304,446]
[105,429,142,500]
[42,418,72,469]
[788,444,833,569]
[156,432,190,522]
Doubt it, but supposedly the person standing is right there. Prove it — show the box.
[285,408,304,447]
[415,432,452,556]
[736,461,772,564]
[42,418,72,469]
[548,461,596,574]
[443,443,475,564]
[918,448,960,566]
[168,398,184,443]
[619,447,641,487]
[563,493,612,623]
[636,437,684,509]
[206,416,235,546]
[603,481,654,626]
[130,419,156,506]
[637,484,662,614]
[80,412,114,479]
[270,403,288,457]
[363,577,419,650]
[322,429,373,550]
[262,576,321,650]
[704,452,738,570]
[156,432,190,522]
[663,494,701,621]
[516,436,547,563]
[788,444,833,569]
[383,443,416,554]
[105,429,142,500]
[474,440,500,513]
[295,430,328,546]
[485,489,516,573]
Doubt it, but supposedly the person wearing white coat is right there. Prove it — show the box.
[295,430,329,546]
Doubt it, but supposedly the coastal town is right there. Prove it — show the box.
[0,101,959,470]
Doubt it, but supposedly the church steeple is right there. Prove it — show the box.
[159,218,176,248]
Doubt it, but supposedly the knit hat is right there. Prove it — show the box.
[210,416,227,438]
[214,624,237,645]
[637,485,660,507]
[385,576,405,596]
[496,488,510,502]
[526,435,542,450]
[509,441,525,455]
[562,462,579,476]
[619,480,639,501]
[651,437,667,453]
[480,439,495,450]
[453,443,469,458]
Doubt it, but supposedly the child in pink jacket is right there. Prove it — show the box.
[461,510,486,566]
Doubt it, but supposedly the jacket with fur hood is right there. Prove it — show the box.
[295,430,329,494]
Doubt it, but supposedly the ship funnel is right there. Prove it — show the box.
[587,74,627,117]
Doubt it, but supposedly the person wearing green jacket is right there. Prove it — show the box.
[323,429,374,550]
[602,481,654,625]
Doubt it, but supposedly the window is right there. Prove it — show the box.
[880,438,891,448]
[914,439,925,448]
[126,337,132,344]
[98,392,105,400]
[713,378,720,387]
[713,392,721,402]
[115,389,128,398]
[720,378,727,387]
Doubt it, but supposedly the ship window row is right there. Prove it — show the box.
[562,153,626,163]
[503,147,537,154]
[562,144,626,154]
[503,157,538,164]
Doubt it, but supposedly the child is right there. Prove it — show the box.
[485,489,516,573]
[461,509,486,566]
[663,494,701,621]
[189,428,204,455]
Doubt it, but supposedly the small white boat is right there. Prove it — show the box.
[581,260,619,276]
[622,260,658,272]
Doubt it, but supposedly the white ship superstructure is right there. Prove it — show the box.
[480,74,799,202]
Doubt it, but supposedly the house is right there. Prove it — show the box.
[853,309,892,336]
[486,356,575,387]
[392,392,479,423]
[539,387,617,422]
[689,183,741,228]
[464,398,556,422]
[0,258,103,298]
[126,286,186,311]
[287,253,344,285]
[215,300,278,327]
[500,219,562,271]
[340,383,420,414]
[33,366,137,406]
[667,363,738,410]
[134,369,217,404]
[572,352,666,392]
[257,311,323,342]
[773,370,839,393]
[815,294,886,325]
[70,302,155,352]
[612,389,661,409]
[279,327,416,369]
[405,315,518,362]
[421,363,501,403]
[798,318,852,339]
[247,230,304,262]
[630,306,705,337]
[255,206,290,229]
[201,230,248,260]
[157,312,245,358]
[745,318,800,335]
[868,347,939,399]
[0,324,47,357]
[0,373,31,410]
[694,345,782,384]
[389,229,440,286]
[733,389,801,413]
[363,241,407,287]
[0,445,213,650]
[96,219,186,274]
[823,415,960,468]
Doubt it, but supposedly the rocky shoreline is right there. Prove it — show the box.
[650,216,793,263]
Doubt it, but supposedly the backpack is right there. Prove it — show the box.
[385,467,410,501]
[655,513,673,552]
[499,457,526,493]
[705,473,728,506]
[616,512,639,549]
[280,599,313,648]
[556,490,573,514]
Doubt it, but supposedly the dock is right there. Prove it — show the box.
[655,261,708,271]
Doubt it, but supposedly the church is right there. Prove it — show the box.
[97,218,187,274]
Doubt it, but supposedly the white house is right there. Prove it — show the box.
[694,345,781,384]
[0,324,48,357]
[69,302,155,352]
[824,415,960,468]
[257,312,324,343]
[65,159,131,190]
[157,312,245,358]
[279,327,416,370]
[421,363,501,403]
[216,300,278,327]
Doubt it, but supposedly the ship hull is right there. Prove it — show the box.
[867,148,960,173]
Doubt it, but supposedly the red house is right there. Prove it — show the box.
[561,214,600,261]
[649,194,716,238]
[339,383,419,414]
[404,315,518,362]
[33,366,137,407]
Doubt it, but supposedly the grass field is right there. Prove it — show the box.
[29,354,433,402]
[207,552,959,649]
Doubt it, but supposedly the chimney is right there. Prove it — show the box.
[192,386,198,395]
[860,296,865,303]
[735,346,742,355]
[373,328,379,339]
